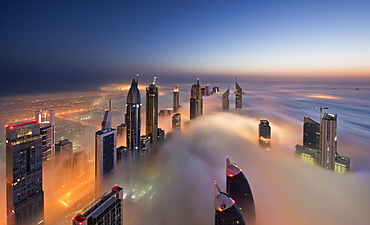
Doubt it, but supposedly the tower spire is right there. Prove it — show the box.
[152,76,157,85]
[108,99,112,111]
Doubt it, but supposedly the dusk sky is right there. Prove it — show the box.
[1,0,370,96]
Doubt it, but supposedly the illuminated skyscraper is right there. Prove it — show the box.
[6,121,44,225]
[222,85,229,110]
[146,76,158,146]
[303,117,320,150]
[35,107,55,164]
[226,158,255,225]
[321,113,337,170]
[95,99,117,196]
[125,78,141,158]
[259,120,271,150]
[173,86,180,112]
[190,78,203,119]
[172,113,181,129]
[235,78,242,109]
[214,183,245,225]
[72,185,123,225]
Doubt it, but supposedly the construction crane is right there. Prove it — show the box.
[300,105,329,121]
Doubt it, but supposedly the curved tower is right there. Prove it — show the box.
[214,183,245,225]
[226,158,255,225]
[235,78,242,109]
[222,84,230,110]
[125,78,141,159]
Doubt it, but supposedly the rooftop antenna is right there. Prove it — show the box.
[108,99,112,111]
[136,73,139,84]
[152,76,157,85]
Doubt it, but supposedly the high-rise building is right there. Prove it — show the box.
[6,121,44,225]
[157,128,165,147]
[146,76,158,147]
[190,78,203,119]
[95,100,117,196]
[222,85,229,110]
[235,79,242,109]
[72,185,123,225]
[213,87,220,93]
[173,86,180,112]
[214,183,245,225]
[321,113,337,170]
[303,117,320,150]
[259,120,271,150]
[226,158,255,225]
[125,79,141,157]
[73,151,87,178]
[35,108,55,164]
[116,123,126,148]
[55,139,73,189]
[172,113,181,130]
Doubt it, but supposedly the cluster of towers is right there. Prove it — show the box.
[295,113,350,173]
[214,158,255,225]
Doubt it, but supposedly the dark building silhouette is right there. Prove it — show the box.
[226,158,255,225]
[222,85,229,110]
[116,123,126,148]
[259,120,271,150]
[214,183,245,225]
[173,86,180,112]
[303,117,320,150]
[95,99,116,196]
[146,76,158,147]
[321,113,337,170]
[235,79,242,109]
[190,78,203,119]
[6,121,44,225]
[72,185,123,225]
[125,78,141,161]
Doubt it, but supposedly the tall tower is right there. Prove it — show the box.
[55,139,73,189]
[222,84,229,110]
[226,158,255,225]
[190,78,203,119]
[125,78,141,158]
[303,117,320,150]
[95,99,117,196]
[35,106,55,164]
[214,183,245,225]
[259,120,271,150]
[235,78,242,109]
[146,76,158,147]
[6,121,44,225]
[173,86,180,112]
[321,113,337,170]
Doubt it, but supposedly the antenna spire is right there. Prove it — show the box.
[136,73,139,84]
[152,76,157,85]
[108,99,112,111]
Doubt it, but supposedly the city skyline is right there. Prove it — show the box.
[1,0,370,97]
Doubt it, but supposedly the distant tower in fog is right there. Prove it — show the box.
[235,78,242,109]
[214,183,245,225]
[95,99,117,196]
[125,78,141,155]
[172,113,181,129]
[55,139,73,189]
[222,84,230,110]
[303,117,320,150]
[35,106,55,164]
[190,78,203,119]
[259,120,271,150]
[146,76,158,147]
[226,158,255,225]
[6,121,44,225]
[173,86,180,112]
[321,113,337,170]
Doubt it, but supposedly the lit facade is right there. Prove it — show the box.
[172,113,181,129]
[35,108,55,164]
[320,113,337,170]
[72,185,123,225]
[173,86,180,112]
[235,80,242,109]
[190,78,203,119]
[258,120,271,150]
[146,76,158,147]
[6,121,44,225]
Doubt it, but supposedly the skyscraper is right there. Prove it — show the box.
[146,76,158,146]
[125,78,141,158]
[214,183,245,225]
[235,78,242,109]
[303,117,320,150]
[222,85,229,110]
[35,107,55,164]
[190,78,203,119]
[172,113,181,130]
[55,139,73,189]
[6,121,44,225]
[95,99,117,196]
[72,185,123,225]
[321,113,337,170]
[226,158,255,225]
[259,120,271,150]
[173,86,180,112]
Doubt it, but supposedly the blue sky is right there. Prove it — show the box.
[1,0,369,96]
